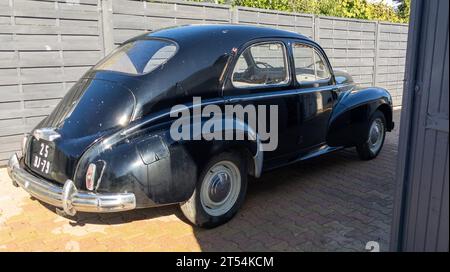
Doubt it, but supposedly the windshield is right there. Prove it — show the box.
[94,39,177,75]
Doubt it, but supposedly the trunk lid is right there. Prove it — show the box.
[25,78,135,184]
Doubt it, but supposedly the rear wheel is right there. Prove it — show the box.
[180,151,247,228]
[356,110,386,160]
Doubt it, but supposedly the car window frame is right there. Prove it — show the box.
[229,40,291,90]
[290,40,335,88]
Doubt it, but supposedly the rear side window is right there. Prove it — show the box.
[94,39,177,75]
[292,43,331,84]
[232,42,289,88]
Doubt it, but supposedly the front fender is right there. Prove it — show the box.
[326,87,393,147]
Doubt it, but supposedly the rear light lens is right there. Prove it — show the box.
[85,163,97,191]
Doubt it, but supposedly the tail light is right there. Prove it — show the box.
[85,163,96,191]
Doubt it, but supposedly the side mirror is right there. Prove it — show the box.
[334,70,354,85]
[335,76,348,85]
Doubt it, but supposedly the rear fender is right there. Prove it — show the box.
[74,116,263,206]
[176,116,263,178]
[73,128,197,206]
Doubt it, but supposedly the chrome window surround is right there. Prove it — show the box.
[292,42,332,85]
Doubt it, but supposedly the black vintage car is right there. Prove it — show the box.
[8,25,394,228]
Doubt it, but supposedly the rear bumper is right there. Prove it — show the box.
[7,153,136,216]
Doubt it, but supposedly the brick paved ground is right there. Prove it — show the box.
[0,111,400,252]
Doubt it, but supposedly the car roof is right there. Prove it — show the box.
[113,25,316,117]
[145,24,311,46]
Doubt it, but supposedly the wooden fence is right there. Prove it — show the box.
[0,0,408,165]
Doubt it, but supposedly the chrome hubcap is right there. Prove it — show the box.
[200,161,241,216]
[208,172,231,203]
[368,118,384,154]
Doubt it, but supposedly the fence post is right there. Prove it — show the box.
[100,0,114,55]
[313,15,319,41]
[373,21,380,86]
[230,5,238,24]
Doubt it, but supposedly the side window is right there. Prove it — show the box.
[232,42,289,88]
[292,43,331,84]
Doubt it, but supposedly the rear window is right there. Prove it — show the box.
[94,39,177,75]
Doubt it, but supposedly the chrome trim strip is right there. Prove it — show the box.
[121,98,224,136]
[298,145,341,161]
[32,128,61,142]
[253,138,264,178]
[121,86,336,138]
[7,154,136,215]
[226,85,337,103]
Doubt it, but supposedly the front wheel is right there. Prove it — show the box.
[180,151,248,228]
[356,110,386,160]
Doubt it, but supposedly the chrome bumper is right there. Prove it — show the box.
[7,153,136,216]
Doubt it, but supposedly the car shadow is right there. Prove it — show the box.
[189,111,400,251]
[190,149,367,251]
[29,140,394,251]
[37,200,185,227]
[34,143,394,251]
[36,147,360,226]
[6,111,399,251]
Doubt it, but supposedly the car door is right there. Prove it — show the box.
[290,40,337,152]
[223,39,303,162]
